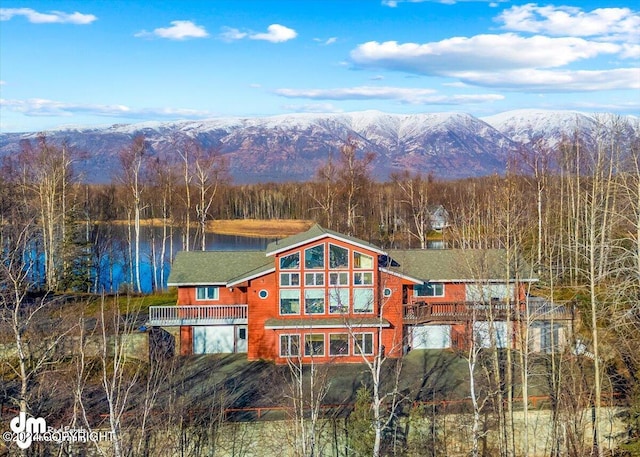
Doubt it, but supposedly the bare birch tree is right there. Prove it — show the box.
[393,171,433,249]
[119,135,148,293]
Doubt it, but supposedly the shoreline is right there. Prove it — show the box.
[105,218,315,238]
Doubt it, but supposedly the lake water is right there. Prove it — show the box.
[101,229,275,294]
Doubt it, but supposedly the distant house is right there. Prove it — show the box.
[428,205,450,231]
[149,225,572,363]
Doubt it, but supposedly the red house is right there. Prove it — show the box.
[150,225,570,363]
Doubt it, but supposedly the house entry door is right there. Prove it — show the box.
[236,326,248,352]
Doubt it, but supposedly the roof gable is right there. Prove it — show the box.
[265,224,385,256]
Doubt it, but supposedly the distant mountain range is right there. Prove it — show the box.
[0,110,637,184]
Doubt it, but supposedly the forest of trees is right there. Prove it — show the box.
[0,115,639,456]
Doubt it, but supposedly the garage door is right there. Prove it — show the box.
[193,326,235,354]
[412,325,451,349]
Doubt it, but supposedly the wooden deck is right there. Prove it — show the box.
[403,300,574,324]
[149,304,248,326]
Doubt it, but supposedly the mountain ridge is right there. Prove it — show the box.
[1,110,636,184]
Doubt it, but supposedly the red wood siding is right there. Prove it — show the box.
[180,326,193,355]
[247,272,278,360]
[178,285,245,305]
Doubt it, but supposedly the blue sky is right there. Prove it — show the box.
[1,0,638,132]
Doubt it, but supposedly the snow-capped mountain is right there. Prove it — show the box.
[0,110,636,183]
[482,109,639,151]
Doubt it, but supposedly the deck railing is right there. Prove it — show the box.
[404,300,574,324]
[149,304,248,326]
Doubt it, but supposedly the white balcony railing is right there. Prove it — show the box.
[149,305,248,326]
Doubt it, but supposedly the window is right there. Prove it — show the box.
[329,334,350,356]
[354,271,373,285]
[280,334,300,357]
[304,334,325,356]
[329,244,349,269]
[305,245,324,269]
[258,289,269,299]
[305,272,324,286]
[329,272,348,286]
[354,288,374,313]
[196,286,219,300]
[280,290,300,314]
[354,333,374,355]
[383,288,392,297]
[280,252,299,270]
[305,289,325,314]
[354,252,373,269]
[329,288,349,314]
[415,283,445,297]
[280,273,300,286]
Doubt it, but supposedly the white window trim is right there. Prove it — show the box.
[280,272,300,287]
[329,272,349,286]
[354,333,374,356]
[304,289,325,315]
[304,244,325,270]
[353,288,375,314]
[195,286,219,301]
[329,333,350,357]
[304,334,325,357]
[280,334,301,357]
[353,251,374,269]
[279,251,301,270]
[305,272,325,286]
[329,288,350,314]
[415,283,445,298]
[279,289,301,315]
[329,243,349,269]
[354,271,374,285]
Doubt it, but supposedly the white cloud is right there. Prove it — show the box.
[219,26,247,42]
[351,34,620,74]
[0,7,96,24]
[0,98,214,119]
[274,86,503,105]
[136,20,209,40]
[452,68,640,92]
[220,24,297,43]
[314,37,337,45]
[621,44,640,59]
[249,24,297,43]
[498,4,640,40]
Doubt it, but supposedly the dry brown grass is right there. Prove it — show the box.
[107,218,314,238]
[208,219,314,238]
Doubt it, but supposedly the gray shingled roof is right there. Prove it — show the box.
[168,227,537,286]
[266,224,384,256]
[384,249,537,282]
[167,250,271,286]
